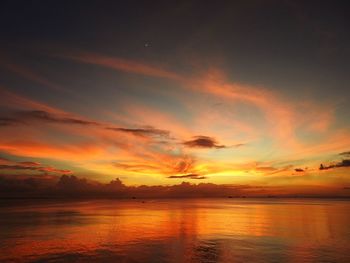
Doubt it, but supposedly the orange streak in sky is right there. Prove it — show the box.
[62,51,183,80]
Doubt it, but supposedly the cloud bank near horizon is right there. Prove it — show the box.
[0,174,348,199]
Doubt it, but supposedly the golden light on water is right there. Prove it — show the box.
[1,199,349,262]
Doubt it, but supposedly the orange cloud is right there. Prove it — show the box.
[0,140,104,161]
[0,86,66,114]
[187,71,301,149]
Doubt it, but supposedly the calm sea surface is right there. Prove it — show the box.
[0,199,349,263]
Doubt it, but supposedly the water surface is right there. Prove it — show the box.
[1,199,349,262]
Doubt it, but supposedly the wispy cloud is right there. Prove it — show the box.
[106,126,170,138]
[0,117,20,126]
[0,157,72,175]
[15,110,100,126]
[261,165,294,176]
[0,57,70,93]
[0,156,10,162]
[0,86,66,114]
[0,164,72,174]
[60,51,182,80]
[18,161,41,166]
[2,109,171,140]
[113,162,160,172]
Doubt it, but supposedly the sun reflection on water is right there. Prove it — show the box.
[0,199,349,262]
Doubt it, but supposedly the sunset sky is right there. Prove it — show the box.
[0,1,350,196]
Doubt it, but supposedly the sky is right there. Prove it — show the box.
[0,0,350,197]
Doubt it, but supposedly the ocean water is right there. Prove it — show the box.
[0,198,349,263]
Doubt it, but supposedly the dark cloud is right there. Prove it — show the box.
[0,174,347,199]
[0,156,10,162]
[0,175,268,199]
[16,110,99,126]
[106,178,126,190]
[57,175,92,191]
[18,161,41,166]
[183,136,226,149]
[0,176,57,198]
[106,126,169,138]
[0,157,72,175]
[0,164,72,174]
[339,151,350,156]
[0,164,38,171]
[295,168,305,172]
[319,159,350,170]
[1,110,170,140]
[39,167,72,174]
[0,117,21,126]
[168,173,206,179]
[29,111,170,139]
[0,110,99,127]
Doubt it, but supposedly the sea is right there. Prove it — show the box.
[1,198,349,262]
